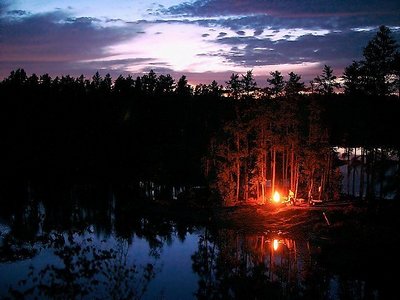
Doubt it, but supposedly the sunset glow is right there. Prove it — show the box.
[1,0,399,83]
[98,23,234,73]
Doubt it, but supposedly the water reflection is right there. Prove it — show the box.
[191,229,325,299]
[0,182,394,299]
[8,229,156,299]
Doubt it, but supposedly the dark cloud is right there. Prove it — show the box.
[0,11,134,60]
[0,11,140,77]
[0,1,11,16]
[162,2,399,82]
[192,12,399,33]
[7,10,29,16]
[165,0,400,44]
[105,18,124,23]
[66,16,101,24]
[254,29,263,36]
[167,0,400,19]
[205,29,392,76]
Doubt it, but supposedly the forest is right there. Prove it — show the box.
[1,25,399,206]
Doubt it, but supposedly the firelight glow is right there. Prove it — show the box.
[1,0,399,83]
[273,239,279,251]
[273,191,281,203]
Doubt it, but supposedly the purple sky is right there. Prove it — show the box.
[1,0,399,85]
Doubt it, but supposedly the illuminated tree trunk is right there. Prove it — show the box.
[294,163,299,200]
[308,168,315,201]
[318,173,324,200]
[261,146,267,204]
[236,133,240,202]
[259,128,267,203]
[271,146,276,196]
[290,146,295,191]
[285,147,290,189]
[244,138,249,202]
[282,149,286,190]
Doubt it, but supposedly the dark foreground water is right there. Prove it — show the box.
[0,182,396,299]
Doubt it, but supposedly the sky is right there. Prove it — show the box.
[1,0,399,85]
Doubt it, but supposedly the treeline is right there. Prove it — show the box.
[0,25,399,204]
[0,69,230,185]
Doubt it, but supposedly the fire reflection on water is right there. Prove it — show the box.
[202,231,375,299]
[192,228,330,299]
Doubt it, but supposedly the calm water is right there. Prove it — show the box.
[0,182,396,299]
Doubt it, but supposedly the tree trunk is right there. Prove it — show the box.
[308,168,315,201]
[359,147,365,200]
[271,146,276,196]
[290,146,295,191]
[379,149,384,200]
[236,134,240,202]
[351,147,356,197]
[347,147,351,196]
[294,162,299,200]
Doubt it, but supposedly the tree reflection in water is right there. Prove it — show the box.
[8,229,156,299]
[1,182,395,299]
[192,229,333,299]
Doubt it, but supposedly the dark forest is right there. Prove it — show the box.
[1,25,399,206]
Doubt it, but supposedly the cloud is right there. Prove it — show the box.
[158,2,400,82]
[95,23,236,74]
[0,10,142,77]
[229,30,390,80]
[167,0,400,19]
[7,9,29,16]
[1,0,399,84]
[186,27,383,81]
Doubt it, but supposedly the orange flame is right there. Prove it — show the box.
[273,239,279,251]
[272,191,280,203]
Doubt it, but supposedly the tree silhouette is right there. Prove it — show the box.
[343,60,365,95]
[226,73,242,100]
[241,70,257,99]
[175,75,192,97]
[156,74,175,95]
[313,65,340,95]
[284,72,305,97]
[141,69,158,95]
[362,25,399,96]
[267,70,284,98]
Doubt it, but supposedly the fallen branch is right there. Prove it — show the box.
[322,212,331,226]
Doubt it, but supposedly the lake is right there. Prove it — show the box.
[0,182,396,299]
